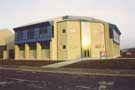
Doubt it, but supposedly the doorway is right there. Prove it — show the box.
[9,49,14,59]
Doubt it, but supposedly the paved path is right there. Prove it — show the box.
[42,58,132,68]
[42,58,99,68]
[1,66,135,77]
[0,68,135,90]
[42,59,83,68]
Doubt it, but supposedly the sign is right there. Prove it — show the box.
[100,51,107,59]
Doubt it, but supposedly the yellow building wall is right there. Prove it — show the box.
[20,50,25,59]
[109,39,120,58]
[0,29,14,59]
[29,49,36,60]
[15,45,20,59]
[50,17,63,60]
[3,50,8,59]
[90,22,106,59]
[67,21,81,60]
[41,49,50,60]
[15,42,50,60]
[109,39,114,58]
[25,44,30,59]
[103,23,110,58]
[56,21,114,60]
[36,42,41,59]
[36,42,50,60]
[113,43,120,58]
[57,21,68,60]
[50,21,58,60]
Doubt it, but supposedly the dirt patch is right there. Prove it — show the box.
[0,60,63,67]
[63,59,135,69]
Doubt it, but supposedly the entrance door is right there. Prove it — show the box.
[9,49,14,59]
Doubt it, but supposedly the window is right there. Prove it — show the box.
[28,29,35,39]
[16,31,23,41]
[39,27,48,38]
[87,50,89,57]
[62,29,66,33]
[84,50,87,57]
[63,45,66,49]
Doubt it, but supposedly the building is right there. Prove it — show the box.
[13,16,121,60]
[0,29,14,59]
[121,48,135,58]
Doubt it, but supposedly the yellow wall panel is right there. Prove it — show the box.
[36,42,41,60]
[90,22,105,58]
[3,50,8,59]
[50,17,63,60]
[0,29,14,59]
[113,43,120,58]
[25,44,30,59]
[57,21,68,60]
[15,45,20,59]
[41,49,50,60]
[67,21,81,60]
[29,50,36,60]
[104,23,110,58]
[20,50,25,60]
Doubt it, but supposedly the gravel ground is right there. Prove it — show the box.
[63,59,135,69]
[0,60,62,67]
[0,69,135,90]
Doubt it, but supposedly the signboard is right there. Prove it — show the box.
[100,51,107,59]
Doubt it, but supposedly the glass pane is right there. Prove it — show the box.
[81,22,91,49]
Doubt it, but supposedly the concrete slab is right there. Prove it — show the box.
[42,59,83,68]
[42,58,110,68]
[42,58,98,68]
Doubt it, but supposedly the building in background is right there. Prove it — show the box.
[0,29,14,59]
[121,48,135,58]
[13,16,121,60]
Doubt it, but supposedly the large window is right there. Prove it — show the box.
[28,29,35,39]
[81,22,91,48]
[16,31,23,41]
[39,27,48,38]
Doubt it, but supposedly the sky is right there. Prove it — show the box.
[0,0,134,49]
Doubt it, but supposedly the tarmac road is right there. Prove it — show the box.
[0,69,135,90]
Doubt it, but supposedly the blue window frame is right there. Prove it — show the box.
[15,31,23,41]
[14,21,54,44]
[39,27,48,38]
[27,29,35,40]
